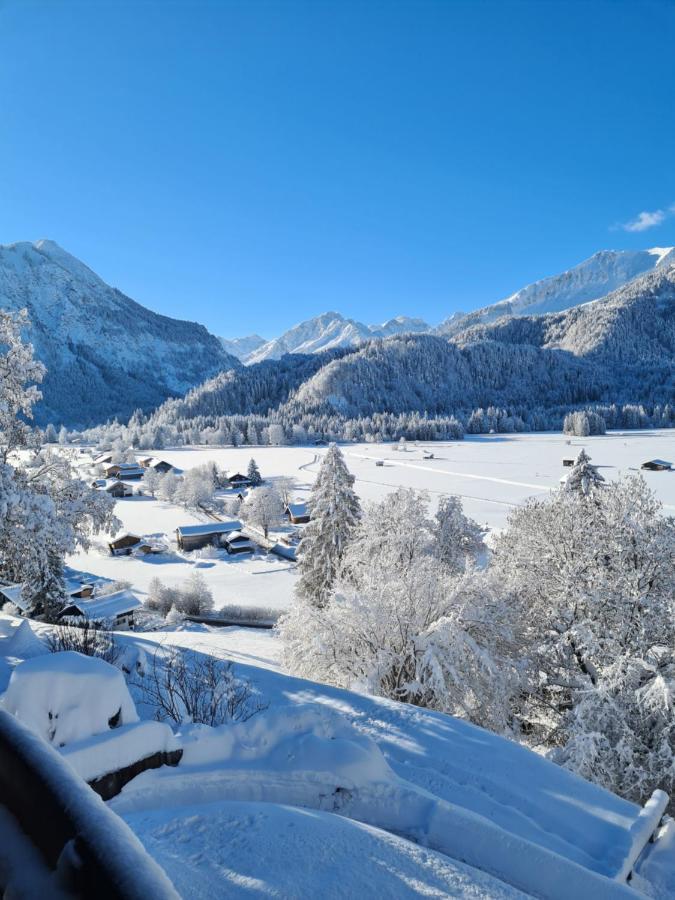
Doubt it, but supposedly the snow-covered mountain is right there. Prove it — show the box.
[0,240,239,426]
[218,333,267,361]
[242,312,430,364]
[437,247,675,335]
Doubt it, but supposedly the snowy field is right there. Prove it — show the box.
[67,430,674,615]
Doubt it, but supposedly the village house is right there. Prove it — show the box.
[641,459,672,471]
[94,451,113,465]
[562,458,576,467]
[224,471,252,488]
[284,501,310,525]
[104,463,144,479]
[59,589,142,628]
[175,520,242,551]
[223,531,255,555]
[108,533,142,556]
[139,457,175,474]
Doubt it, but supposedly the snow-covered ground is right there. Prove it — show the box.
[2,611,674,898]
[67,431,674,615]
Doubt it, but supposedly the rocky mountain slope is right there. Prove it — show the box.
[0,240,239,426]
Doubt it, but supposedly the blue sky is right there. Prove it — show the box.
[1,0,674,338]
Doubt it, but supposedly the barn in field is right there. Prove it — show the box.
[175,521,243,551]
[641,459,672,471]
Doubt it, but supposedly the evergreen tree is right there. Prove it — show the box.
[247,458,262,486]
[296,443,361,607]
[564,449,605,495]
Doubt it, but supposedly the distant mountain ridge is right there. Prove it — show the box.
[223,247,674,363]
[144,263,675,432]
[0,240,239,426]
[243,312,430,364]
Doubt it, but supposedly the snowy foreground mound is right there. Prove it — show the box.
[1,618,674,898]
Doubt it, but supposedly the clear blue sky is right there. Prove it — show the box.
[1,0,674,338]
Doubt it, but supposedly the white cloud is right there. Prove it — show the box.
[620,203,675,233]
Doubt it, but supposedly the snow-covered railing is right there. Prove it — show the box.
[615,789,669,884]
[0,710,179,899]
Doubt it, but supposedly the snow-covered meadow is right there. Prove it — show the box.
[67,430,675,614]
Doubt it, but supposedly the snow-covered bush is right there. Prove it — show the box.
[145,573,213,617]
[165,605,184,626]
[2,651,138,745]
[135,646,266,726]
[46,620,121,665]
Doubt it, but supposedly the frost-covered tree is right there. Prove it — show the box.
[143,466,162,498]
[492,474,675,802]
[175,570,214,616]
[0,310,119,620]
[247,458,262,487]
[241,485,284,539]
[295,444,361,607]
[275,475,295,508]
[563,448,605,495]
[281,489,517,729]
[43,423,57,443]
[433,495,484,573]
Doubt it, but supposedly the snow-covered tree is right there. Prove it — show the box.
[247,458,262,487]
[241,485,284,539]
[295,444,361,607]
[43,423,58,443]
[0,311,119,620]
[492,473,675,802]
[432,495,484,573]
[175,570,214,616]
[282,488,517,729]
[275,475,295,508]
[143,466,162,498]
[563,448,605,495]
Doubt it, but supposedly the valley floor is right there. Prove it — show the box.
[68,429,675,612]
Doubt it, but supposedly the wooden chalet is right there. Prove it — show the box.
[562,458,576,467]
[140,457,174,474]
[284,501,310,525]
[104,463,144,480]
[175,520,242,551]
[60,589,142,628]
[224,471,252,488]
[108,533,142,556]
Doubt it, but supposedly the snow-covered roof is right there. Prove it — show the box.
[64,578,93,596]
[109,532,141,545]
[285,502,308,517]
[225,471,249,480]
[224,531,252,543]
[643,459,672,467]
[0,584,27,610]
[176,520,242,537]
[65,589,142,621]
